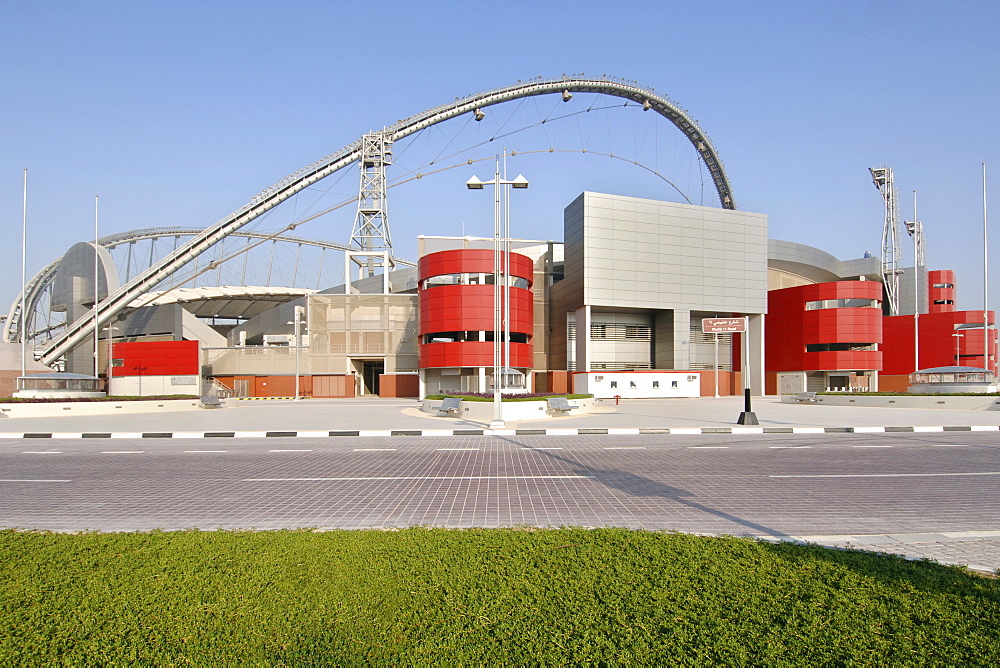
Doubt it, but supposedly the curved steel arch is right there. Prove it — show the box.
[39,75,735,365]
[4,229,411,344]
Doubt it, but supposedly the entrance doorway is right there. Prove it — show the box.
[355,360,384,396]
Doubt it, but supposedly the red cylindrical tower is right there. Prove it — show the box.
[418,249,534,374]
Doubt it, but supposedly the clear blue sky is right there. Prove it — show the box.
[3,1,998,315]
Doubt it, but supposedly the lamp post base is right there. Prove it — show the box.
[737,411,759,425]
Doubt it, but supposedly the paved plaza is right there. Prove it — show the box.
[1,396,998,573]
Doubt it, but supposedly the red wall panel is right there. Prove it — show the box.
[112,340,200,377]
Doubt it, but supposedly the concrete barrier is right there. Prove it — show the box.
[782,394,1000,410]
[422,397,596,422]
[0,398,214,419]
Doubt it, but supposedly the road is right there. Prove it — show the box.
[3,430,998,569]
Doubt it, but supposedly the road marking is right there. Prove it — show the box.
[607,428,641,435]
[359,430,394,438]
[353,448,397,451]
[913,426,945,432]
[932,444,970,447]
[22,451,61,454]
[184,450,228,453]
[0,479,70,482]
[772,471,1000,479]
[244,475,594,482]
[669,428,702,435]
[524,447,563,450]
[769,446,812,449]
[436,448,479,451]
[852,445,893,448]
[101,451,144,454]
[268,449,313,452]
[604,446,646,450]
[688,446,729,449]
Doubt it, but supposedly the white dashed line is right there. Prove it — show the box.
[932,444,969,447]
[772,471,1000,479]
[524,447,563,450]
[268,449,313,453]
[0,479,70,482]
[688,446,729,449]
[769,446,812,449]
[436,448,479,451]
[184,450,228,453]
[353,448,397,452]
[22,451,61,454]
[101,451,144,454]
[604,446,646,450]
[244,475,594,482]
[852,445,893,448]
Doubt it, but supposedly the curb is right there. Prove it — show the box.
[1,425,997,439]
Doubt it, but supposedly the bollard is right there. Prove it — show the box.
[615,395,621,405]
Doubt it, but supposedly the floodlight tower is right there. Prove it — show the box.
[870,166,902,315]
[347,131,395,293]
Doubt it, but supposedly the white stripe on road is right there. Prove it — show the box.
[22,451,61,454]
[524,447,563,450]
[604,446,646,450]
[184,450,228,453]
[353,448,397,451]
[769,446,812,449]
[933,444,969,447]
[852,445,893,448]
[436,448,479,451]
[101,451,144,454]
[268,449,313,452]
[772,471,1000,479]
[688,446,729,449]
[0,479,70,482]
[244,475,595,481]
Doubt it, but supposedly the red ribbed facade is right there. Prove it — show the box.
[882,310,997,374]
[418,249,534,369]
[765,281,883,373]
[928,269,957,313]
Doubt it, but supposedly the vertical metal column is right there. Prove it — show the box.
[348,132,395,287]
[871,166,902,316]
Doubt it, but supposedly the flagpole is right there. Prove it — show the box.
[984,163,990,374]
[21,169,27,378]
[94,195,100,378]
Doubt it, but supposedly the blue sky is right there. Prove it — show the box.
[2,1,998,316]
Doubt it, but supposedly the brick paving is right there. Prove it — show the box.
[2,430,997,572]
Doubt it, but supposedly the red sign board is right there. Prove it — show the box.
[702,317,746,333]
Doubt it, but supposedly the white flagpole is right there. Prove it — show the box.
[21,169,27,378]
[94,195,100,378]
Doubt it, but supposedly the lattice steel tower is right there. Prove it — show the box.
[870,166,902,315]
[347,132,395,291]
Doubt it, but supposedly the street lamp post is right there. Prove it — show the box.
[287,305,306,400]
[953,332,964,364]
[466,158,528,429]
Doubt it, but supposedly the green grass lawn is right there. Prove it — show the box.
[2,528,997,664]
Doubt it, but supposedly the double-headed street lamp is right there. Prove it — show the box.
[467,158,528,429]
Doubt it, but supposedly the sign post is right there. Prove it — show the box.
[702,317,758,425]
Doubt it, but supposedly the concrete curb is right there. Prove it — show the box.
[2,425,998,439]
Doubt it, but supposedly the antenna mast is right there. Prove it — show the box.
[347,131,395,293]
[870,166,902,315]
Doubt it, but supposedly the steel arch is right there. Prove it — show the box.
[4,228,410,345]
[39,75,736,365]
